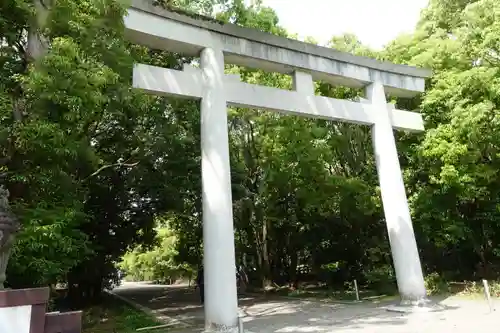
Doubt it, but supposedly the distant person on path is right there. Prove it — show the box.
[196,265,204,304]
[237,265,249,293]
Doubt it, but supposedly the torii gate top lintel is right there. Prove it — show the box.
[125,0,431,98]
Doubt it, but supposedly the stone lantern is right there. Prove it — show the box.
[0,186,20,289]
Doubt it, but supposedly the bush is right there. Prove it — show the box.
[363,265,397,294]
[424,272,449,295]
[489,281,500,297]
[461,280,500,297]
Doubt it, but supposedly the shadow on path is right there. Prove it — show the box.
[113,282,499,333]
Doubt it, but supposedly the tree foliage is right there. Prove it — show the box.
[119,222,193,283]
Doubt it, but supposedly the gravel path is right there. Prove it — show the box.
[113,282,499,332]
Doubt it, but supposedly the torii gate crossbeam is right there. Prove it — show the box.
[134,63,424,132]
[124,1,433,330]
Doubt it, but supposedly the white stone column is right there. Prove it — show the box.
[200,47,239,331]
[366,82,427,303]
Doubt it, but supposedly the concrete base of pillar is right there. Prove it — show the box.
[203,312,254,333]
[203,326,238,333]
[386,297,447,313]
[202,327,255,333]
[203,327,254,333]
[204,320,242,333]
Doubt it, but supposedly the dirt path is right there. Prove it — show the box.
[113,282,500,333]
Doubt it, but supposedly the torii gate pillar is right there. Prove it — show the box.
[200,47,239,330]
[367,82,427,304]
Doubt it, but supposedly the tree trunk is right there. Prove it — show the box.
[261,218,271,288]
[27,0,50,62]
[289,250,298,289]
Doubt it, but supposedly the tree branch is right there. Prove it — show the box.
[85,161,139,180]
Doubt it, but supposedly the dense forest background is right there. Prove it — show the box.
[2,0,500,305]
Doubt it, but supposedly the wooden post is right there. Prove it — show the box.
[353,279,360,301]
[482,279,494,313]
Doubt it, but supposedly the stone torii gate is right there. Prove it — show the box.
[124,0,432,331]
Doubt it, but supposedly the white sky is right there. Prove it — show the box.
[259,0,430,49]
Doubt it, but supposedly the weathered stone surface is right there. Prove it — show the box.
[125,0,430,97]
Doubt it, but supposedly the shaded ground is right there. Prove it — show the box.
[82,293,160,333]
[113,282,500,332]
[251,283,398,302]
